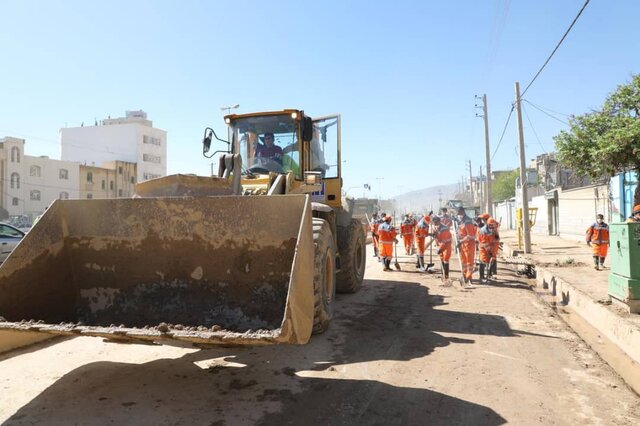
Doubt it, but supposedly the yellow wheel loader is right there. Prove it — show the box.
[0,109,366,347]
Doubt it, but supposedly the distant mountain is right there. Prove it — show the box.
[389,183,459,214]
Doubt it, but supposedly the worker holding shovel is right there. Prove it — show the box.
[378,215,397,272]
[430,216,452,281]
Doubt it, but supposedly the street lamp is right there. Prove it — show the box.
[220,104,240,115]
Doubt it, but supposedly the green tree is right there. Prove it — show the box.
[492,169,520,201]
[555,74,640,206]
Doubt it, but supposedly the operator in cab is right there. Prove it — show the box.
[256,132,283,165]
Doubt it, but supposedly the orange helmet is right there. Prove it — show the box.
[479,213,490,220]
[487,218,498,226]
[423,215,431,222]
[634,205,640,214]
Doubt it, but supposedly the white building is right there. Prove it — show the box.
[0,137,80,219]
[60,110,167,182]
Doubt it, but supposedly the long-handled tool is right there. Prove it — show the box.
[393,211,401,270]
[451,219,468,286]
[426,235,435,270]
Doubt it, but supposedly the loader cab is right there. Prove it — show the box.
[223,110,343,208]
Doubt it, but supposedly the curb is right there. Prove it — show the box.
[535,266,640,365]
[501,241,640,366]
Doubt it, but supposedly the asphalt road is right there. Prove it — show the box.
[1,246,639,425]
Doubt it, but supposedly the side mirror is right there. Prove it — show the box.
[302,116,313,142]
[202,127,230,158]
[203,129,213,153]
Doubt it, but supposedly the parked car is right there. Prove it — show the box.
[0,223,25,263]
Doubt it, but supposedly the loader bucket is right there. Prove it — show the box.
[0,195,315,346]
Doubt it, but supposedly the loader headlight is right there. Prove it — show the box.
[225,118,231,124]
[291,112,298,119]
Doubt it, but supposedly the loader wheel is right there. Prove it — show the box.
[312,218,336,334]
[336,218,366,293]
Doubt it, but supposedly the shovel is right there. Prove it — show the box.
[393,211,401,270]
[426,237,435,270]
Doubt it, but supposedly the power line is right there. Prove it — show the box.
[523,99,570,117]
[522,103,548,153]
[523,99,570,125]
[521,0,591,97]
[491,105,515,161]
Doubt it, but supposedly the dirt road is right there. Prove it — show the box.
[1,247,639,425]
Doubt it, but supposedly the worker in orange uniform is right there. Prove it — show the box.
[439,207,453,229]
[414,215,431,270]
[586,214,610,270]
[456,207,477,283]
[401,214,417,255]
[430,216,452,280]
[477,218,500,282]
[627,205,640,223]
[370,213,380,259]
[378,215,397,271]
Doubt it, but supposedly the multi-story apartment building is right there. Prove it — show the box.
[60,110,167,183]
[79,161,137,199]
[0,137,80,219]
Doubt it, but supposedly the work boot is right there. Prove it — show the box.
[415,255,421,269]
[443,262,449,279]
[491,260,498,277]
[479,263,485,281]
[599,257,606,269]
[383,258,390,271]
[418,256,425,271]
[373,246,378,258]
[593,256,600,270]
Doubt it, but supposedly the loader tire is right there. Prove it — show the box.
[336,218,366,294]
[312,218,336,334]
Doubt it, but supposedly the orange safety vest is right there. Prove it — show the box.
[477,226,498,249]
[586,222,609,244]
[434,224,452,248]
[458,218,477,243]
[378,222,397,244]
[401,220,415,237]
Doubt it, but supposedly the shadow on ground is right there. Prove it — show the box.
[6,279,522,425]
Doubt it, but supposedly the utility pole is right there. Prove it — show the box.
[467,160,473,205]
[476,94,493,216]
[479,165,484,213]
[514,82,532,253]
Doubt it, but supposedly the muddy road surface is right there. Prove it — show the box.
[1,246,639,425]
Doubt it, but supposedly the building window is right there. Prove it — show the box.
[11,146,20,163]
[143,153,161,164]
[87,172,93,183]
[130,176,135,184]
[110,181,114,190]
[118,189,123,197]
[30,165,42,177]
[30,190,41,201]
[59,191,69,200]
[12,197,18,206]
[59,169,69,180]
[10,173,20,189]
[143,135,162,146]
[101,180,106,190]
[143,172,161,180]
[118,166,123,175]
[87,193,93,199]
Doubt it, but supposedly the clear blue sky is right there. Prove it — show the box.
[1,0,638,199]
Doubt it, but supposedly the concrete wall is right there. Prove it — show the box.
[494,199,516,230]
[530,195,549,236]
[557,184,610,241]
